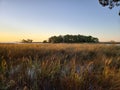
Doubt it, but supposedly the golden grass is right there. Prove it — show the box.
[0,43,120,90]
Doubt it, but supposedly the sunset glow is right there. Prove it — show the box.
[0,0,120,42]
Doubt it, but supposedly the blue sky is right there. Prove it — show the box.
[0,0,120,42]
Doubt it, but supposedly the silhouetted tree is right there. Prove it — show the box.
[21,39,33,43]
[43,40,48,43]
[98,0,120,15]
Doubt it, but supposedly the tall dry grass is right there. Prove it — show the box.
[0,43,120,90]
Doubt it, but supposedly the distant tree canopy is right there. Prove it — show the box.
[98,0,120,15]
[48,34,99,43]
[43,40,48,43]
[21,39,33,43]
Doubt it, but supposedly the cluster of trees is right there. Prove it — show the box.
[21,39,33,43]
[48,34,99,43]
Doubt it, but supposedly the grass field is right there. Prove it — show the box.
[0,43,120,90]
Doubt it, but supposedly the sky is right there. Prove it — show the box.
[0,0,120,42]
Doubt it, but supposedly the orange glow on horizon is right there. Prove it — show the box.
[0,32,49,42]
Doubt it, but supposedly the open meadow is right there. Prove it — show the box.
[0,43,120,90]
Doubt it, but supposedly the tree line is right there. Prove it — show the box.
[46,34,99,43]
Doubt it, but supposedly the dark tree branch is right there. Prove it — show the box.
[99,0,120,15]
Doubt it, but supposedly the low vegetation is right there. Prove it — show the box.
[0,43,120,90]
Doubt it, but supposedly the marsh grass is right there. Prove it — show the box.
[0,43,120,90]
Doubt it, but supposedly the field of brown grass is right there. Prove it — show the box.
[0,43,120,90]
